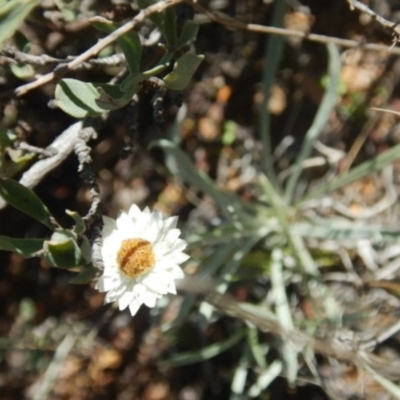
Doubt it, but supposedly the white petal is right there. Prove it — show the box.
[171,252,190,264]
[118,289,136,310]
[171,239,187,252]
[141,223,159,242]
[153,242,171,258]
[164,228,181,242]
[169,265,185,279]
[143,291,158,308]
[128,204,142,220]
[116,212,131,233]
[145,280,170,295]
[96,275,116,292]
[167,280,177,294]
[163,216,178,231]
[129,300,142,316]
[102,216,117,238]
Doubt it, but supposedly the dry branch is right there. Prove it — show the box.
[15,0,185,97]
[189,1,400,55]
[0,121,83,210]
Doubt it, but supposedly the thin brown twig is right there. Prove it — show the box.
[14,0,400,97]
[187,1,400,55]
[347,0,400,38]
[1,45,126,69]
[15,0,184,97]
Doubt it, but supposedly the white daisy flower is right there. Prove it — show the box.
[95,204,189,316]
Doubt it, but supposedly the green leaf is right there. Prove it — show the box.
[163,7,177,49]
[119,30,142,75]
[65,210,85,235]
[258,0,285,185]
[44,230,82,268]
[0,235,44,257]
[95,83,133,110]
[90,17,142,75]
[0,0,38,46]
[53,0,79,22]
[0,127,16,147]
[0,178,57,229]
[162,328,245,367]
[176,21,199,50]
[284,43,341,204]
[10,62,35,79]
[163,53,203,91]
[298,141,400,203]
[19,298,35,320]
[69,264,97,284]
[2,150,35,178]
[119,60,171,93]
[292,221,400,242]
[222,120,237,146]
[55,79,132,118]
[119,72,146,92]
[151,139,246,221]
[55,79,107,118]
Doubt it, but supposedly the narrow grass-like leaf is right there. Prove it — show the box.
[0,178,57,229]
[285,43,340,204]
[270,248,298,386]
[200,236,261,321]
[292,221,400,242]
[247,326,267,368]
[271,249,294,330]
[32,333,77,400]
[291,234,341,320]
[217,236,261,292]
[298,141,400,203]
[259,174,341,320]
[152,139,244,219]
[362,362,400,399]
[161,328,245,367]
[258,0,285,186]
[248,360,283,398]
[0,236,43,257]
[230,351,249,400]
[170,240,242,329]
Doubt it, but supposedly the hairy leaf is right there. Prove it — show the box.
[176,21,199,51]
[163,53,203,91]
[0,178,57,229]
[44,230,82,268]
[0,235,44,257]
[90,17,142,74]
[55,79,131,118]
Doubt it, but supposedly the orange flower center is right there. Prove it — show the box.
[117,238,155,278]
